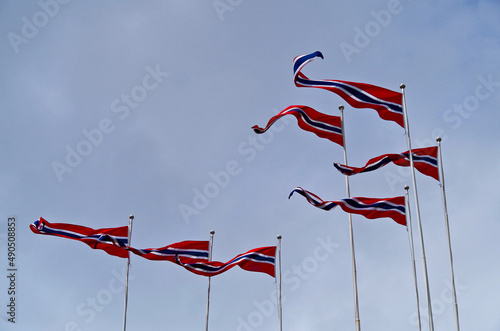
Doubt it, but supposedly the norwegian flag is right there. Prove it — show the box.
[252,105,343,146]
[30,217,129,258]
[334,146,439,181]
[175,246,276,278]
[289,187,406,226]
[293,51,404,127]
[128,241,209,263]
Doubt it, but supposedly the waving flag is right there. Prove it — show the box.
[334,147,439,181]
[293,51,404,127]
[289,187,406,226]
[129,241,210,263]
[252,105,343,146]
[175,246,276,278]
[30,217,129,258]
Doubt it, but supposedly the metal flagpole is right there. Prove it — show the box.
[339,105,361,331]
[400,84,434,331]
[122,214,134,331]
[205,230,215,331]
[277,235,283,331]
[405,186,422,331]
[436,137,460,331]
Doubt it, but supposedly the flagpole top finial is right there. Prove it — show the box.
[129,215,134,220]
[436,137,442,142]
[400,83,406,89]
[338,105,344,111]
[404,185,409,191]
[210,230,215,235]
[277,235,282,240]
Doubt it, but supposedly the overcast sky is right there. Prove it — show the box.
[1,1,500,330]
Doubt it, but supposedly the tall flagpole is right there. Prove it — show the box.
[436,137,460,331]
[339,105,361,331]
[405,186,422,331]
[205,230,215,331]
[122,214,134,331]
[400,84,434,331]
[277,235,283,331]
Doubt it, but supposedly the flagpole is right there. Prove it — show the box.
[277,235,283,331]
[400,84,434,331]
[205,230,215,331]
[436,137,460,331]
[122,214,134,331]
[339,105,361,331]
[405,186,422,331]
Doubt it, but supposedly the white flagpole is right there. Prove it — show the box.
[400,84,434,331]
[277,235,283,331]
[339,105,361,331]
[205,230,215,331]
[122,214,134,331]
[405,186,422,331]
[436,137,460,331]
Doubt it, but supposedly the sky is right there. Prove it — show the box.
[1,0,500,330]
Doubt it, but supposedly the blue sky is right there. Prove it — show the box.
[1,0,500,330]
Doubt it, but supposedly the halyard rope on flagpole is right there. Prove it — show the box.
[205,230,215,331]
[405,186,422,331]
[340,105,361,331]
[122,214,134,331]
[400,84,434,331]
[277,235,283,331]
[436,137,460,331]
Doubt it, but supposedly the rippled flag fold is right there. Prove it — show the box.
[175,246,276,277]
[334,146,439,181]
[289,187,406,226]
[30,217,129,258]
[293,51,404,127]
[252,105,343,146]
[128,241,210,263]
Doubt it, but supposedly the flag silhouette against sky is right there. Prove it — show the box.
[293,51,404,127]
[30,217,130,258]
[252,105,344,146]
[334,147,439,181]
[289,187,407,226]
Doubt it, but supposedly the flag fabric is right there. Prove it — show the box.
[252,105,343,146]
[30,217,129,258]
[289,187,406,226]
[128,241,210,263]
[334,146,439,181]
[175,246,276,278]
[293,51,404,127]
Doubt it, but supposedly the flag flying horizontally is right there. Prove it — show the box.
[252,105,344,146]
[128,241,210,263]
[334,146,439,181]
[293,51,404,127]
[289,187,406,226]
[175,246,276,277]
[30,217,129,258]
